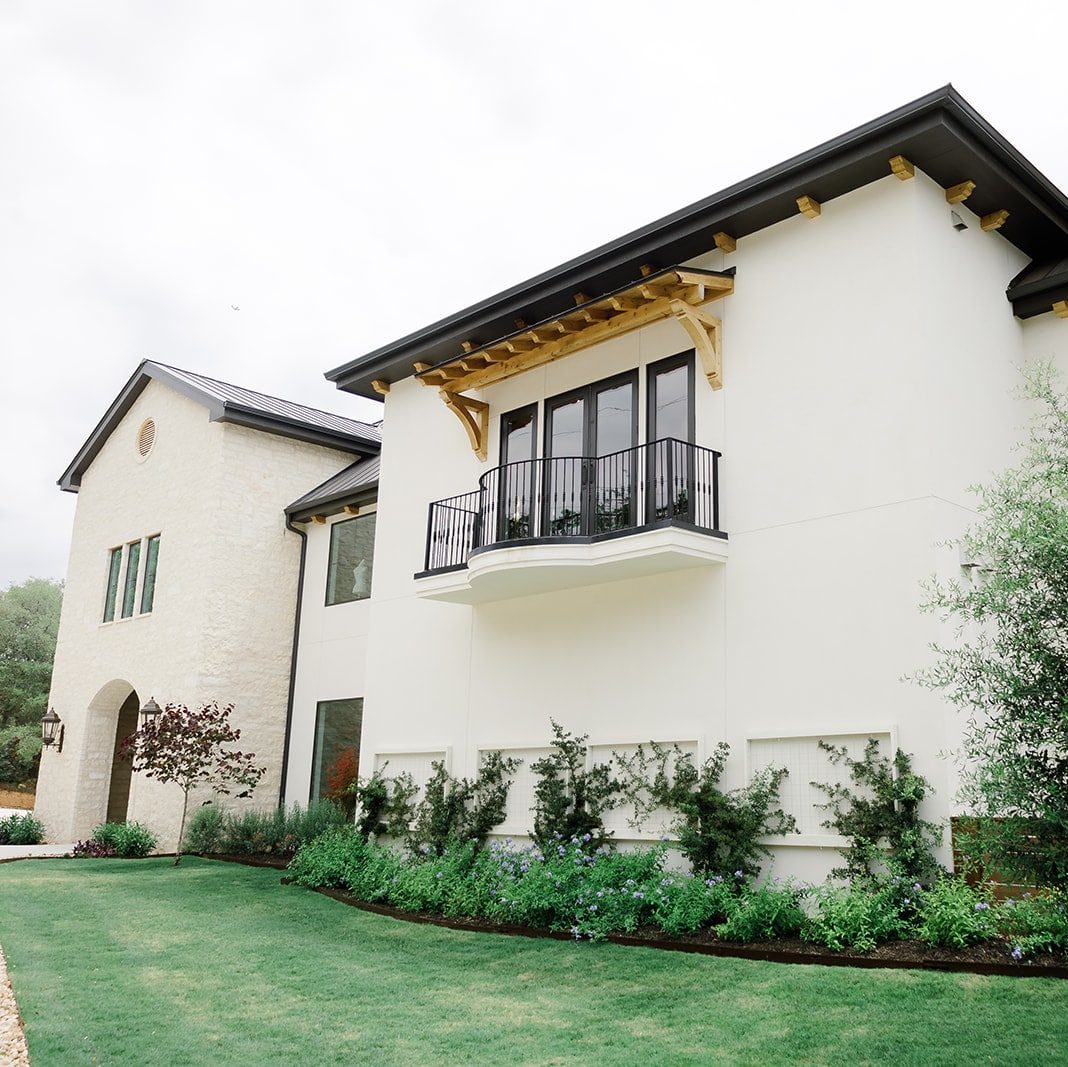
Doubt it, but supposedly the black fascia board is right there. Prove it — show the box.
[326,85,1068,399]
[216,405,380,457]
[286,484,379,523]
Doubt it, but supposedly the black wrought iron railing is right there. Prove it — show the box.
[422,438,723,573]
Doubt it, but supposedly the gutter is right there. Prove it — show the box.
[278,514,309,809]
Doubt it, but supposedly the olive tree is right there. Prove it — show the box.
[919,363,1068,888]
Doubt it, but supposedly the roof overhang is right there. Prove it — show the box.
[1006,259,1068,319]
[327,85,1068,399]
[59,361,379,493]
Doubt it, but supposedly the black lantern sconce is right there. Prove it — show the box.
[140,697,163,728]
[41,708,64,753]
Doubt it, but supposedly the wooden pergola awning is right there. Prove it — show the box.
[411,265,734,460]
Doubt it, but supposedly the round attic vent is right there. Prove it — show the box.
[137,418,156,458]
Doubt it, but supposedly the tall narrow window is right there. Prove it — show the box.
[103,547,123,623]
[120,539,141,619]
[310,698,364,803]
[648,351,695,443]
[140,535,161,614]
[326,513,376,606]
[498,405,537,540]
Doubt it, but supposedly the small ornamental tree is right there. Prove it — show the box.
[119,701,265,864]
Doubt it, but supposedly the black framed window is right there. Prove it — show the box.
[326,513,376,605]
[102,546,123,622]
[647,350,695,444]
[498,405,537,540]
[543,371,639,536]
[310,698,364,803]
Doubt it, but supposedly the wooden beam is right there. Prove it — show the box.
[503,339,536,354]
[945,181,976,205]
[460,340,475,353]
[311,514,327,525]
[713,231,737,253]
[981,209,1009,232]
[441,391,489,461]
[670,300,722,389]
[889,155,915,181]
[796,195,821,219]
[371,379,390,396]
[343,504,361,516]
[444,278,734,394]
[1053,300,1068,319]
[607,295,645,312]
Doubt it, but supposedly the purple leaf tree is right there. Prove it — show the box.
[119,701,266,865]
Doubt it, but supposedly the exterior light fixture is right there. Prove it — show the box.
[140,697,163,727]
[41,708,64,752]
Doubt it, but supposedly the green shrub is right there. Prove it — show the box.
[0,811,44,845]
[184,805,225,853]
[998,890,1068,959]
[917,877,997,948]
[347,767,418,840]
[715,882,806,942]
[813,739,942,882]
[804,880,914,952]
[184,801,348,857]
[616,740,796,877]
[650,873,738,937]
[408,752,521,856]
[90,822,158,857]
[0,723,42,783]
[531,722,621,850]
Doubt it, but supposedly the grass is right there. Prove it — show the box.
[1,859,1067,1066]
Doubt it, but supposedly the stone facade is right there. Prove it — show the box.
[35,378,355,847]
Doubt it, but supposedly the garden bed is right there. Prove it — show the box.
[0,786,34,811]
[293,879,1068,980]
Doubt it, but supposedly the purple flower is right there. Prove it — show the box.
[589,904,598,912]
[1012,945,1023,960]
[734,870,744,879]
[912,883,922,891]
[582,833,591,843]
[975,902,990,911]
[435,871,443,879]
[633,891,644,899]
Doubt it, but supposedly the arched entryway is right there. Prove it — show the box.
[76,680,140,834]
[105,690,140,823]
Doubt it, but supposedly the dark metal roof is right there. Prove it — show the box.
[1006,256,1068,319]
[59,360,381,492]
[286,456,380,520]
[326,85,1068,398]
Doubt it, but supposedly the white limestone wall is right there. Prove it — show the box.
[363,167,1066,881]
[35,379,354,847]
[283,506,375,806]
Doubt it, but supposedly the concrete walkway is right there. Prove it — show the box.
[0,810,75,860]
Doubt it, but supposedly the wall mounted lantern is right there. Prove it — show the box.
[140,697,163,728]
[41,708,64,752]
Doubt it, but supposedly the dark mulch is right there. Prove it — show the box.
[270,879,1068,980]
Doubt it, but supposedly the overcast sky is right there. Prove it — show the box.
[2,1,1066,588]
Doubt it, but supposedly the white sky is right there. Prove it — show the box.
[2,0,1066,587]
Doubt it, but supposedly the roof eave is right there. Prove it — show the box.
[326,85,1068,399]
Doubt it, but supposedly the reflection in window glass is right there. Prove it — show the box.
[140,535,161,614]
[310,698,364,803]
[652,363,690,441]
[121,540,141,619]
[103,547,123,622]
[326,514,376,605]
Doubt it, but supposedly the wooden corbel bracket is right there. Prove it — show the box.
[670,301,723,389]
[441,390,490,461]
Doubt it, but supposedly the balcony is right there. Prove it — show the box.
[416,438,727,603]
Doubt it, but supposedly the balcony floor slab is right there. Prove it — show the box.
[415,525,728,604]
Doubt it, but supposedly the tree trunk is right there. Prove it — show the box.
[175,788,190,866]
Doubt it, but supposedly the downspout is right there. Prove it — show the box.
[278,514,308,809]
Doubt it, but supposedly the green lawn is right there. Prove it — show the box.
[1,859,1066,1065]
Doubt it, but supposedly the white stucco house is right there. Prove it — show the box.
[37,87,1068,879]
